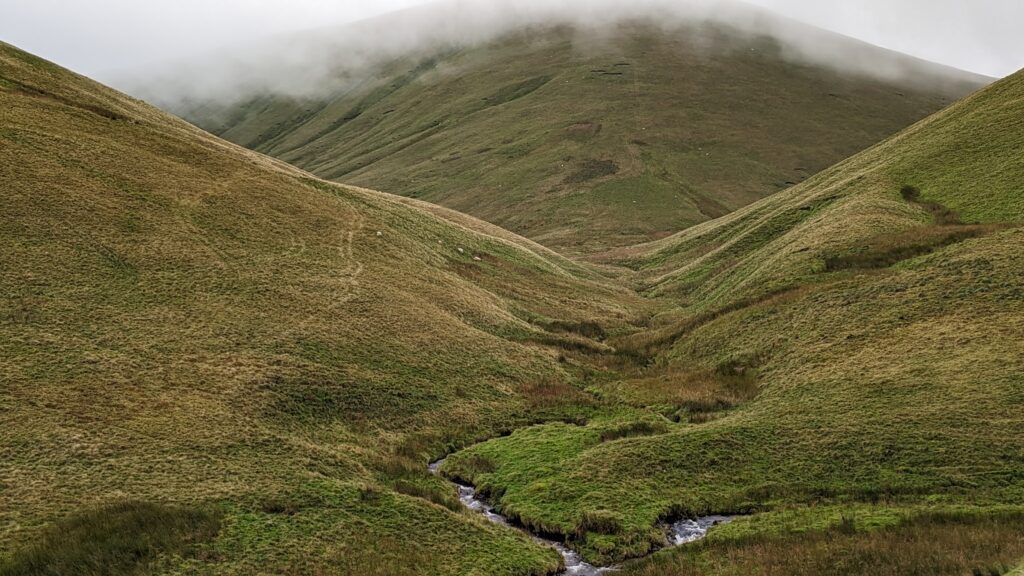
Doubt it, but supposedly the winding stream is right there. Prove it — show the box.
[429,458,731,574]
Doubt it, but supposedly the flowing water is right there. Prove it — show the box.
[429,458,731,574]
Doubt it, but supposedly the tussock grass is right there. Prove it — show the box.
[598,421,667,443]
[599,365,760,423]
[576,510,625,536]
[0,502,221,576]
[520,377,597,412]
[542,319,608,341]
[620,512,1024,576]
[392,480,463,513]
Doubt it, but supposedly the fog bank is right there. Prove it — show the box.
[105,0,994,108]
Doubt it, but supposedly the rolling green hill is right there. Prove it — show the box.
[0,41,648,575]
[438,68,1024,566]
[182,19,988,254]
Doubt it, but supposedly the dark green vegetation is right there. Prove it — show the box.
[0,502,220,576]
[184,21,987,254]
[3,29,1023,576]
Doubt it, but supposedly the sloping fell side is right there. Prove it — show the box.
[442,70,1024,563]
[184,19,988,254]
[0,42,646,575]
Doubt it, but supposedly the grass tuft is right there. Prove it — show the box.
[577,510,625,536]
[0,502,221,576]
[599,421,668,442]
[620,511,1024,576]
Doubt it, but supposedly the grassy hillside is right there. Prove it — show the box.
[4,34,1022,575]
[0,41,651,574]
[184,19,987,254]
[437,69,1024,564]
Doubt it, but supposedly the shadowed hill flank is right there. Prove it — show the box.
[183,20,987,254]
[436,70,1024,564]
[0,41,649,575]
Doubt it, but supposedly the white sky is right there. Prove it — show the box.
[1,0,1022,78]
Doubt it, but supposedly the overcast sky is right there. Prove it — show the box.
[1,0,1022,79]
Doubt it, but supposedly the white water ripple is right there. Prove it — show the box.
[429,458,732,575]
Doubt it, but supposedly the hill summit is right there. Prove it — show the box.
[177,12,988,253]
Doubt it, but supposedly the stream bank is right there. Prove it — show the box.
[428,458,731,574]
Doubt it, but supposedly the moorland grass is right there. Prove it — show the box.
[437,70,1024,564]
[621,510,1024,576]
[0,40,642,574]
[0,502,221,576]
[2,35,1022,575]
[182,21,985,254]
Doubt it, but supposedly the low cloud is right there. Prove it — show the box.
[112,0,995,109]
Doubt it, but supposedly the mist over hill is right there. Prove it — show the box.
[151,4,988,253]
[121,0,990,108]
[4,1,1024,574]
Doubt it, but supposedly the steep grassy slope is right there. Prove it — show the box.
[629,64,1024,302]
[0,41,650,574]
[185,19,987,254]
[439,69,1024,563]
